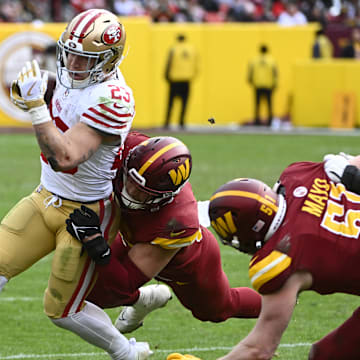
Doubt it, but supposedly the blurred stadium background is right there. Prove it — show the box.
[0,0,359,130]
[1,1,360,359]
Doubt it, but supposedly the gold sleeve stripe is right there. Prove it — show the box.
[151,229,202,249]
[249,255,259,267]
[138,142,182,176]
[210,190,278,211]
[249,250,291,292]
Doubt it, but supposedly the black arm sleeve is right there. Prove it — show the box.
[341,165,360,194]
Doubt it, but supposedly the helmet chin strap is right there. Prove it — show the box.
[264,194,287,242]
[68,75,91,89]
[120,186,146,210]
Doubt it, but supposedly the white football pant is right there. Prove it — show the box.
[51,301,137,360]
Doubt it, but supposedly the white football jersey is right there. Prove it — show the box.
[40,70,135,202]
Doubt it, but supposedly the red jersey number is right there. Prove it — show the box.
[108,85,131,103]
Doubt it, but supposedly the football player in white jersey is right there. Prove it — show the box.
[4,8,151,360]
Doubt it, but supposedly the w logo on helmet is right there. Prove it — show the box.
[169,158,190,186]
[211,211,237,239]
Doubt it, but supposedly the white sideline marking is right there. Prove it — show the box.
[0,344,312,359]
[0,297,41,302]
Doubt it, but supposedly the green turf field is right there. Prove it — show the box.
[0,132,359,359]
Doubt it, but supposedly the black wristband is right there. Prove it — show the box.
[83,236,111,265]
[341,165,360,194]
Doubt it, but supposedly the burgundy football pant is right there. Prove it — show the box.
[309,307,360,360]
[87,227,261,321]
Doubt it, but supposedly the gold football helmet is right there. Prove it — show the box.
[57,9,126,89]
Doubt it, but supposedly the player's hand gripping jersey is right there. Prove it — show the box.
[41,69,135,202]
[250,161,360,296]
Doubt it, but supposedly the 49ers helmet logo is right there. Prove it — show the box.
[102,24,122,45]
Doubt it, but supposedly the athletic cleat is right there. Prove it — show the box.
[115,284,172,333]
[129,338,153,360]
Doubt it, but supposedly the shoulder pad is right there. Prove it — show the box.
[249,250,292,293]
[81,81,135,136]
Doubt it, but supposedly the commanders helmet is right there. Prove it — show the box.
[120,136,192,210]
[208,178,286,254]
[57,9,126,89]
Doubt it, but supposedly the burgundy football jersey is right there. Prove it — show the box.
[249,161,360,296]
[113,131,204,282]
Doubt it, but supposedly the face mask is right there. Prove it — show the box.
[120,185,146,210]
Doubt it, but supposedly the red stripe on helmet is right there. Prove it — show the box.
[69,10,93,40]
[76,10,105,44]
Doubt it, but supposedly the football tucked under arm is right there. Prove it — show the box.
[44,71,56,106]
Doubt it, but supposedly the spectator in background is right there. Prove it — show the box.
[312,28,334,58]
[164,34,198,130]
[23,0,52,22]
[70,0,113,14]
[113,0,146,16]
[271,0,286,19]
[340,27,360,59]
[227,0,256,22]
[148,0,175,22]
[187,0,206,22]
[0,0,31,22]
[306,1,328,24]
[247,44,278,126]
[277,1,307,26]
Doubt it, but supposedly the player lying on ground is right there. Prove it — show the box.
[205,152,360,360]
[66,132,262,342]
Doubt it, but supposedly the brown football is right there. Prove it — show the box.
[44,71,56,106]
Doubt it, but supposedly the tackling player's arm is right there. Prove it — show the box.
[218,271,312,360]
[127,226,202,278]
[127,243,180,279]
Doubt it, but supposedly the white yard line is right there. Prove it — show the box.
[0,344,312,359]
[0,297,41,302]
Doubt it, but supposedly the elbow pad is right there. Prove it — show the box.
[341,165,360,194]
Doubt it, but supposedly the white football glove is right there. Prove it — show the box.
[323,154,350,183]
[10,60,51,125]
[10,81,29,111]
[339,152,355,161]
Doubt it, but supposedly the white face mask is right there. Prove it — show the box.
[120,185,146,210]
